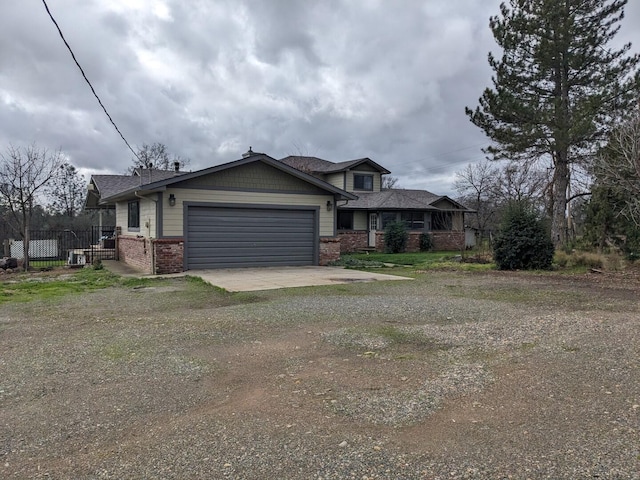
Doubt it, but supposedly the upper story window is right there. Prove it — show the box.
[128,200,140,230]
[354,174,373,191]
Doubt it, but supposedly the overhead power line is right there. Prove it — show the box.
[41,0,140,161]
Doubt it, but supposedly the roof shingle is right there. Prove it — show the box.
[342,189,468,211]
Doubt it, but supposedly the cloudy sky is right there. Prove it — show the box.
[2,1,640,196]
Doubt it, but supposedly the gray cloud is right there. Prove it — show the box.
[1,0,639,194]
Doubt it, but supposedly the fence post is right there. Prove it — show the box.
[115,226,121,260]
[3,239,9,257]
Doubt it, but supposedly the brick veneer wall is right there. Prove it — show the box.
[431,231,464,250]
[118,236,184,274]
[319,237,341,265]
[118,236,153,273]
[337,230,368,253]
[338,230,464,253]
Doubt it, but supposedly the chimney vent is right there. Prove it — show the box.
[242,146,254,158]
[174,161,180,172]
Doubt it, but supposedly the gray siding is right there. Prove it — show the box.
[176,162,326,193]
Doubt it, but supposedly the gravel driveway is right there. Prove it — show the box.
[1,270,639,479]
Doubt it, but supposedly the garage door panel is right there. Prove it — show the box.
[190,241,314,250]
[186,206,317,269]
[189,246,313,256]
[189,210,313,221]
[190,225,313,235]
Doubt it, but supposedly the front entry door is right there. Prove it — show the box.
[368,213,378,247]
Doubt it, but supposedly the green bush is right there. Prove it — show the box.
[419,232,433,251]
[492,202,554,270]
[622,226,640,262]
[384,221,409,253]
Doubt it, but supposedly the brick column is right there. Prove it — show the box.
[153,239,184,274]
[319,237,341,265]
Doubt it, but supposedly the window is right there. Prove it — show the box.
[353,174,373,191]
[128,200,140,229]
[337,211,354,230]
[401,211,425,230]
[381,212,398,228]
[432,212,453,231]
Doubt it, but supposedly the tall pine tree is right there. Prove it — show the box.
[466,0,640,247]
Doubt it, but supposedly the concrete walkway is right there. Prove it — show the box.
[102,261,411,292]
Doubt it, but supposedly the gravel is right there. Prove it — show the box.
[1,270,639,479]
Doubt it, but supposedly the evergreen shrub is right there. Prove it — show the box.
[384,221,408,253]
[492,202,554,270]
[419,232,433,251]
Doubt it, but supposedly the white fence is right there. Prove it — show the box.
[9,239,59,259]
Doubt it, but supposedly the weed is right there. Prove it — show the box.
[372,325,448,351]
[561,344,580,352]
[553,250,619,271]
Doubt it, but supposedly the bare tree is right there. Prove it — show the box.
[454,160,500,235]
[595,112,640,226]
[492,160,550,209]
[0,145,65,269]
[127,142,190,173]
[382,176,400,189]
[455,159,551,237]
[46,163,86,218]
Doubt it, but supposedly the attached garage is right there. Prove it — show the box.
[94,152,357,274]
[185,205,318,269]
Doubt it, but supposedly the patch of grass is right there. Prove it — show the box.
[341,251,454,266]
[30,260,67,268]
[0,269,122,305]
[337,252,497,273]
[101,342,132,361]
[372,325,449,351]
[0,269,253,308]
[422,261,495,272]
[553,250,627,272]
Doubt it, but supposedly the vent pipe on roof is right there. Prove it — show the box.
[242,146,254,158]
[174,161,180,172]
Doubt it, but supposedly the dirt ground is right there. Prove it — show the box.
[1,269,639,479]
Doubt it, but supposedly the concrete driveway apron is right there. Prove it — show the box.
[187,266,412,292]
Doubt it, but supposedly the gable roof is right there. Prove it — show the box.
[280,156,391,174]
[88,153,357,207]
[85,169,185,209]
[341,189,472,211]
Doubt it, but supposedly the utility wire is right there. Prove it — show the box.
[41,0,141,161]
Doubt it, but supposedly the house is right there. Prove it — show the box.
[85,152,356,273]
[86,151,470,274]
[280,156,471,253]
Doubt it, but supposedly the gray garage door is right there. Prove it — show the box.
[186,206,317,269]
